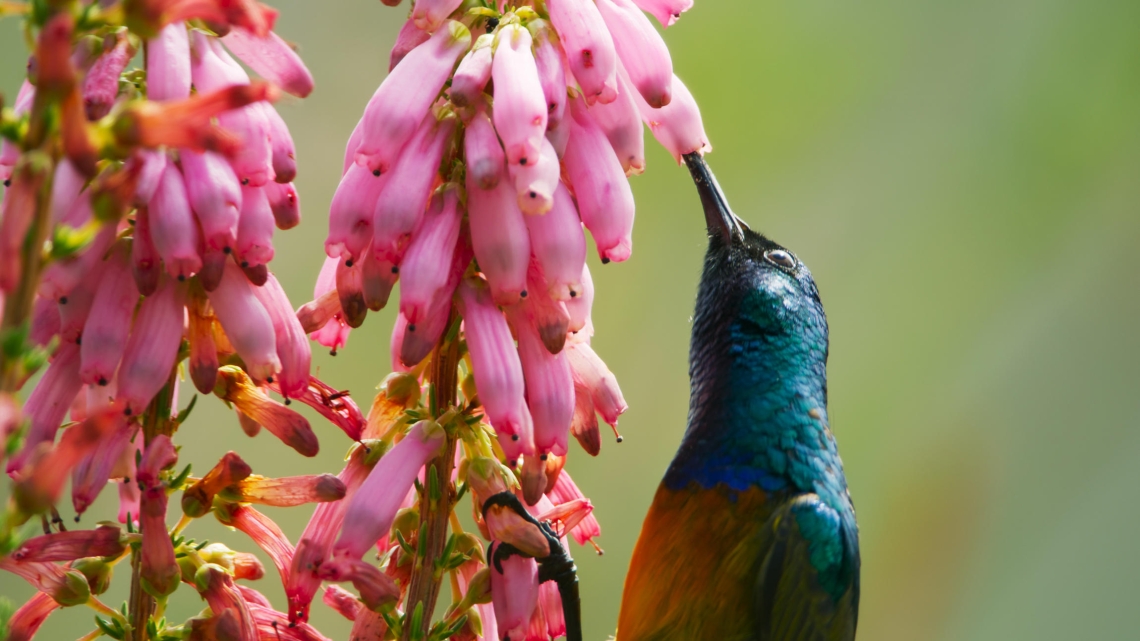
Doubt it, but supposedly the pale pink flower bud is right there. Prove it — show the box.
[215,502,296,590]
[451,34,494,110]
[181,149,242,252]
[566,342,627,426]
[30,295,60,347]
[492,25,548,169]
[399,185,462,325]
[310,257,352,353]
[360,245,399,312]
[356,22,470,173]
[464,104,506,189]
[546,0,619,105]
[208,261,281,382]
[236,183,275,268]
[57,268,101,345]
[466,170,531,306]
[11,525,124,563]
[6,591,58,641]
[335,420,445,559]
[565,263,594,334]
[509,136,560,215]
[597,0,674,108]
[457,279,535,458]
[220,102,275,186]
[529,20,569,129]
[516,314,574,458]
[335,254,367,328]
[490,542,539,636]
[261,105,297,184]
[634,72,711,163]
[116,278,186,416]
[83,31,137,120]
[316,557,400,611]
[401,235,471,367]
[130,149,168,207]
[412,0,464,31]
[9,343,83,473]
[221,26,315,98]
[631,0,693,27]
[549,470,602,549]
[149,163,203,280]
[323,584,363,622]
[389,15,431,72]
[265,180,300,229]
[564,100,635,263]
[80,246,138,386]
[372,112,457,262]
[191,29,252,91]
[588,70,646,175]
[147,21,191,101]
[525,183,587,302]
[251,274,311,399]
[49,159,87,225]
[326,162,386,261]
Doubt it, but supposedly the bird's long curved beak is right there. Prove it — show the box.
[683,152,749,245]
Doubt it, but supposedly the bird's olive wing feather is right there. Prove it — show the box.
[754,494,859,641]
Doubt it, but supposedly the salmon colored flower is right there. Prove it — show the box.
[5,591,59,641]
[213,365,318,457]
[10,525,125,563]
[215,502,296,591]
[182,451,253,518]
[221,473,346,507]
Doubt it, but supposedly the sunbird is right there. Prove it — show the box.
[616,155,861,640]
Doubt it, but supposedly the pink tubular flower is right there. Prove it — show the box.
[0,558,90,607]
[565,263,594,334]
[519,265,570,355]
[466,169,531,306]
[493,24,548,168]
[399,185,462,326]
[360,243,398,313]
[224,473,346,507]
[236,183,276,268]
[335,255,367,328]
[525,183,587,302]
[564,100,635,264]
[40,221,116,305]
[30,296,60,347]
[251,274,312,399]
[264,105,298,183]
[79,245,137,386]
[323,584,363,621]
[529,20,569,130]
[490,542,540,637]
[130,149,170,207]
[457,279,535,459]
[182,451,253,517]
[371,112,457,262]
[49,159,86,225]
[181,149,242,252]
[6,591,59,641]
[11,342,83,472]
[516,314,574,458]
[597,0,674,108]
[139,436,180,597]
[315,556,400,610]
[71,422,136,515]
[265,180,301,229]
[221,26,315,98]
[389,15,431,72]
[549,471,602,550]
[147,21,191,101]
[566,341,628,427]
[83,30,138,119]
[132,206,162,296]
[11,525,125,563]
[193,564,258,641]
[451,34,494,110]
[634,72,712,163]
[400,235,470,367]
[326,162,387,261]
[588,70,646,175]
[216,502,296,591]
[149,162,203,280]
[412,0,465,31]
[116,277,186,416]
[207,261,281,381]
[631,0,694,27]
[266,375,366,442]
[309,257,352,353]
[355,21,471,174]
[215,365,319,457]
[119,436,142,525]
[464,105,507,190]
[57,268,101,346]
[0,156,49,292]
[546,0,619,105]
[510,137,560,215]
[334,419,445,559]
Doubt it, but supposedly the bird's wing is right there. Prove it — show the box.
[754,493,860,641]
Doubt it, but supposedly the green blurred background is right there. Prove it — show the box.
[3,0,1140,638]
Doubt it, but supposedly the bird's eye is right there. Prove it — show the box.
[764,249,797,270]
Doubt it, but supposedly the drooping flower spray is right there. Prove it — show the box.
[298,0,711,639]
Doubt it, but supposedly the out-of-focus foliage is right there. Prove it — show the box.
[2,0,1137,639]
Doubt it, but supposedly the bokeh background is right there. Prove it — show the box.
[3,0,1140,639]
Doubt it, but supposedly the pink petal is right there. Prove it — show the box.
[236,183,276,269]
[565,263,594,334]
[49,159,86,225]
[411,0,465,32]
[597,0,674,108]
[83,31,136,119]
[492,24,548,167]
[360,244,398,312]
[464,104,506,190]
[587,69,646,175]
[147,22,191,101]
[630,0,694,28]
[221,26,315,98]
[516,313,574,457]
[546,0,619,105]
[356,21,470,174]
[525,182,587,301]
[399,185,462,326]
[8,343,83,474]
[149,163,203,280]
[450,34,494,110]
[326,162,386,261]
[208,261,281,382]
[565,342,627,427]
[79,245,138,387]
[490,543,539,634]
[264,105,297,183]
[564,100,635,263]
[116,279,187,416]
[181,149,242,252]
[466,166,531,306]
[388,15,431,72]
[633,72,712,163]
[251,274,312,399]
[530,20,569,130]
[509,136,560,215]
[265,181,301,230]
[131,206,162,296]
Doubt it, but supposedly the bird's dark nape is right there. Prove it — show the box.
[683,152,749,246]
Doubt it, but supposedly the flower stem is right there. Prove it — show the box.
[401,311,460,641]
